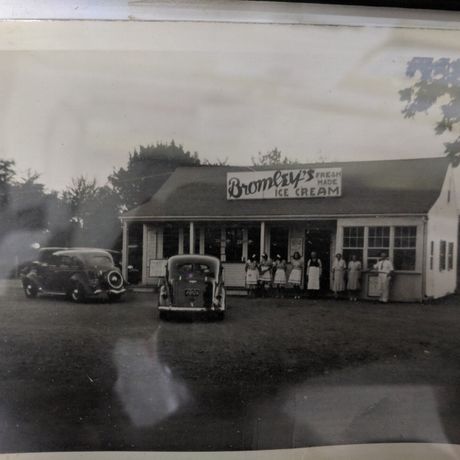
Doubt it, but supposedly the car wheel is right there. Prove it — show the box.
[70,283,86,303]
[108,292,122,302]
[24,281,38,299]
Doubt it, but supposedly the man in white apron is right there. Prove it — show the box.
[373,252,394,303]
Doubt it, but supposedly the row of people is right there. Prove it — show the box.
[245,251,393,302]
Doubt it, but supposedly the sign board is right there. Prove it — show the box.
[227,168,342,200]
[290,237,303,257]
[149,259,167,278]
[367,273,380,297]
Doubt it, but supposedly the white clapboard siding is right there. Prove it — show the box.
[223,263,246,288]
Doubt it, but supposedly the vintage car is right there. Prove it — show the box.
[21,248,126,302]
[158,254,226,320]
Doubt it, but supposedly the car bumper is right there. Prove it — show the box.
[93,288,126,296]
[158,305,224,312]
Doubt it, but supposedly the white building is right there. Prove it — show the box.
[121,157,460,301]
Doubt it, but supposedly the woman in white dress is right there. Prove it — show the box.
[347,254,362,301]
[306,252,322,298]
[288,251,303,299]
[272,255,287,298]
[258,253,273,297]
[245,254,259,298]
[331,253,347,298]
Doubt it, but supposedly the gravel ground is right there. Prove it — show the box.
[0,280,459,452]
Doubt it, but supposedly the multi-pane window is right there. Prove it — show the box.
[440,240,447,271]
[367,226,390,268]
[448,242,454,270]
[342,227,364,263]
[343,225,418,271]
[394,226,417,270]
[226,227,243,262]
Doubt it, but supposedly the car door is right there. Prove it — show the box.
[38,254,60,291]
[54,255,76,293]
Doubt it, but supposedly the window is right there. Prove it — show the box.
[367,226,390,268]
[394,226,417,270]
[342,227,364,263]
[58,255,73,267]
[226,227,243,262]
[440,240,447,271]
[163,224,179,258]
[448,242,454,270]
[430,241,434,270]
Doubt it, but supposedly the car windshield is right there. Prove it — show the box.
[84,254,114,269]
[170,261,217,279]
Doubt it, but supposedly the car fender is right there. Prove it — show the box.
[158,278,172,306]
[22,272,42,289]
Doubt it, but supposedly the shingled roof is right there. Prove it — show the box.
[122,157,450,220]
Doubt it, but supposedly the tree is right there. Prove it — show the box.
[109,141,201,210]
[9,170,48,230]
[61,176,121,248]
[203,156,228,166]
[0,159,15,209]
[400,57,460,164]
[251,148,298,166]
[62,176,99,227]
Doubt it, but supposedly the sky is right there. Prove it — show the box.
[1,21,460,190]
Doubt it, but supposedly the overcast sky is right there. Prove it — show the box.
[1,21,460,190]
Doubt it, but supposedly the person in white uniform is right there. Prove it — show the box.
[306,252,322,298]
[347,254,362,301]
[272,255,287,298]
[258,253,273,297]
[373,252,394,303]
[331,253,347,299]
[288,252,304,299]
[245,254,259,298]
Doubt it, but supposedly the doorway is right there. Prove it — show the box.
[304,225,334,292]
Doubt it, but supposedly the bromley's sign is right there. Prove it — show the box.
[226,168,342,200]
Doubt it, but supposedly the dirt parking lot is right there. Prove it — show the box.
[0,280,459,452]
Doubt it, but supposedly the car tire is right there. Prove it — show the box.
[70,283,86,303]
[108,293,122,302]
[24,281,38,299]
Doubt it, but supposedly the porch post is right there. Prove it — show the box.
[142,223,148,285]
[242,228,248,261]
[260,221,266,255]
[122,220,129,280]
[189,222,195,254]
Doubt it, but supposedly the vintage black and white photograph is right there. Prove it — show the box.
[0,3,460,457]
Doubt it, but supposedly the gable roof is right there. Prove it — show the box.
[122,157,450,220]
